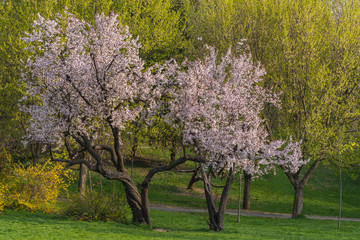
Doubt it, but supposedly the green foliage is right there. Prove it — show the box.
[235,0,360,163]
[113,0,191,65]
[61,191,130,223]
[183,0,360,167]
[184,0,242,55]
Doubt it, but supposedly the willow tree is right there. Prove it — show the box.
[236,0,360,217]
[112,0,191,65]
[184,0,360,218]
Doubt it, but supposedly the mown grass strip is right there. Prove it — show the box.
[1,209,359,240]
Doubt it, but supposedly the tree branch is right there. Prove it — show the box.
[52,158,99,172]
[65,74,93,107]
[93,144,119,169]
[139,156,206,190]
[280,165,297,187]
[301,158,323,186]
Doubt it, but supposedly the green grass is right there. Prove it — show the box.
[1,209,359,240]
[3,152,360,239]
[64,143,360,218]
[76,160,360,219]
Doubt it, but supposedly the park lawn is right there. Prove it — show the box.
[0,209,359,240]
[78,159,360,219]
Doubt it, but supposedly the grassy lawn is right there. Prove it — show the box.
[1,146,360,239]
[76,153,360,218]
[1,209,359,240]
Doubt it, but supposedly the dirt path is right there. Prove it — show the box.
[150,204,360,222]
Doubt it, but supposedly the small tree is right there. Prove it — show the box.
[168,46,307,231]
[22,12,202,226]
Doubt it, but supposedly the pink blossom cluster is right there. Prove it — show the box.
[22,13,308,175]
[22,12,169,145]
[167,46,308,174]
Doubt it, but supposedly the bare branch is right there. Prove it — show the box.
[52,158,98,172]
[139,155,206,190]
[301,158,323,186]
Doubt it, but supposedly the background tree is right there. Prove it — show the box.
[112,0,191,65]
[183,0,241,55]
[239,0,360,218]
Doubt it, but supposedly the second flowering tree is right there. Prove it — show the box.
[168,46,308,231]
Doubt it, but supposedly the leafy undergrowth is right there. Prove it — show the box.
[0,209,359,240]
[60,192,130,223]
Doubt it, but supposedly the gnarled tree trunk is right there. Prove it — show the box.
[283,158,322,218]
[138,156,206,227]
[242,172,252,210]
[292,183,304,218]
[122,176,149,225]
[78,163,88,194]
[187,165,201,190]
[200,163,235,231]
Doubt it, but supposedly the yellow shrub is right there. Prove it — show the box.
[0,184,5,211]
[0,147,12,211]
[0,149,74,213]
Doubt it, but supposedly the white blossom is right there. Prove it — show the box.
[168,46,307,175]
[22,12,162,145]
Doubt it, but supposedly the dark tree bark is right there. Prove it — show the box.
[122,175,149,224]
[282,158,322,218]
[29,142,41,165]
[88,168,92,192]
[242,172,252,210]
[170,140,177,162]
[131,136,138,157]
[54,132,205,227]
[99,173,102,193]
[78,163,88,194]
[187,166,201,190]
[170,148,176,162]
[292,183,304,218]
[200,163,236,231]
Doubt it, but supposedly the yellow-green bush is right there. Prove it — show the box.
[62,191,130,223]
[0,184,5,211]
[0,148,73,212]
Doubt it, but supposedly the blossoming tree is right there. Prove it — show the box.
[23,11,308,230]
[22,12,203,226]
[167,46,308,231]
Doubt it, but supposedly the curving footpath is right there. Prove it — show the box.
[150,204,360,222]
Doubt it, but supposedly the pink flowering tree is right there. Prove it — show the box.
[242,136,307,210]
[21,12,204,225]
[167,46,308,231]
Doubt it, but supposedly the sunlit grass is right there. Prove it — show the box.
[66,144,360,219]
[78,165,360,218]
[1,209,359,240]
